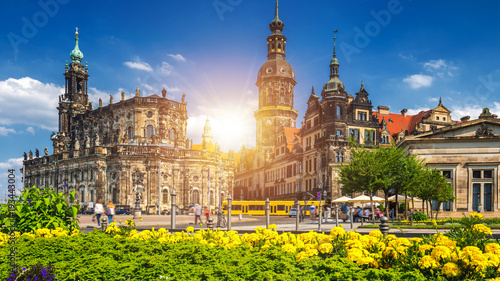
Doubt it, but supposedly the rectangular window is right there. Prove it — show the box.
[349,129,359,140]
[484,170,493,178]
[473,170,481,179]
[337,130,342,136]
[442,170,452,179]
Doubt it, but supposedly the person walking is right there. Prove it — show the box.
[194,204,202,224]
[310,204,316,221]
[106,201,115,224]
[299,206,305,223]
[93,199,104,227]
[205,206,210,221]
[478,203,483,213]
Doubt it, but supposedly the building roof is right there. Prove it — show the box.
[373,110,430,137]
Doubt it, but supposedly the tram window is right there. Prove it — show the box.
[232,205,241,210]
[249,205,264,210]
[277,205,285,211]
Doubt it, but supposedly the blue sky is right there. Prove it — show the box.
[1,0,500,199]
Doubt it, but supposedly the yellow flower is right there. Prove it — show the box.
[268,224,277,230]
[186,226,195,233]
[295,251,309,261]
[418,244,434,255]
[368,230,383,239]
[431,245,452,261]
[470,212,484,219]
[330,227,345,239]
[473,224,492,235]
[140,218,143,222]
[418,255,438,269]
[485,243,500,255]
[318,243,333,254]
[282,243,297,254]
[441,262,461,278]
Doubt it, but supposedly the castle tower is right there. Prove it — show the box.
[321,32,348,137]
[58,28,91,134]
[254,0,298,152]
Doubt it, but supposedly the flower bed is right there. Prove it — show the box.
[1,215,499,280]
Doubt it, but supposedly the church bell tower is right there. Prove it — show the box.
[255,0,298,152]
[58,28,91,134]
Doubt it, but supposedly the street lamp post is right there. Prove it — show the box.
[217,165,223,228]
[132,170,144,219]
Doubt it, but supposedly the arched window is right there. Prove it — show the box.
[146,125,154,138]
[169,129,175,140]
[127,126,133,140]
[336,106,341,119]
[162,189,169,204]
[192,190,200,204]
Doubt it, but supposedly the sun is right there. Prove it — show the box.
[211,108,255,151]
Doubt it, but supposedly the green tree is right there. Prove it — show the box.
[410,168,454,219]
[0,186,80,234]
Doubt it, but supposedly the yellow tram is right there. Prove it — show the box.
[222,200,325,216]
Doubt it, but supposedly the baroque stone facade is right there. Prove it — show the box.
[22,30,235,214]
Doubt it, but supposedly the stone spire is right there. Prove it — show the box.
[202,118,213,143]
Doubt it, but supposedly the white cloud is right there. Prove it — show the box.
[406,107,429,116]
[168,54,186,62]
[123,57,153,72]
[158,62,174,75]
[0,157,23,170]
[0,77,60,131]
[448,102,500,121]
[26,127,35,135]
[0,127,16,136]
[424,59,446,70]
[403,74,434,89]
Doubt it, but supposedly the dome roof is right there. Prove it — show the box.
[257,59,295,81]
[70,31,84,64]
[324,77,345,92]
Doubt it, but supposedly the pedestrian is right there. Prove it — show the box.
[478,203,483,213]
[205,206,210,221]
[299,206,305,222]
[93,199,104,227]
[106,201,115,224]
[310,204,316,221]
[194,204,202,224]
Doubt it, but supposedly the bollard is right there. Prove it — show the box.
[335,205,339,227]
[379,216,389,237]
[295,200,300,232]
[227,194,232,231]
[101,217,108,231]
[318,201,322,232]
[265,198,270,229]
[350,208,353,229]
[410,216,413,226]
[207,217,214,230]
[170,189,176,229]
[238,214,242,220]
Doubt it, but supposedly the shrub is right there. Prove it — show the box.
[409,211,428,222]
[0,186,79,234]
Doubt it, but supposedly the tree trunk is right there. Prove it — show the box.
[435,202,441,220]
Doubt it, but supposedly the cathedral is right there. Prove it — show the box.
[22,29,235,214]
[234,0,500,215]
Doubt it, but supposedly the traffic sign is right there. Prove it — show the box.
[317,192,321,200]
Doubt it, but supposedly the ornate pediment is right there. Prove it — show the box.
[475,124,495,137]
